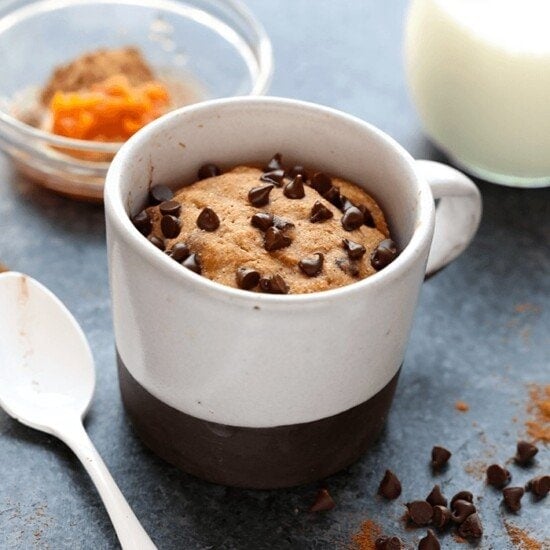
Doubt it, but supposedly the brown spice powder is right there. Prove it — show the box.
[455,400,470,412]
[504,520,544,550]
[526,384,550,443]
[0,263,8,273]
[351,519,382,550]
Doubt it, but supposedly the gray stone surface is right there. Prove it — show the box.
[0,1,548,548]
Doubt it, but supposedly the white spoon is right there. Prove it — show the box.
[0,272,156,550]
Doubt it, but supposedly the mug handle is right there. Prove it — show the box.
[415,160,482,278]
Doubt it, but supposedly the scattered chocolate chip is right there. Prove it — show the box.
[324,186,342,207]
[450,491,473,507]
[310,172,332,195]
[148,235,165,250]
[418,529,440,550]
[168,243,190,262]
[342,239,366,260]
[251,212,274,231]
[197,207,220,231]
[197,163,221,180]
[272,216,295,230]
[426,485,447,507]
[288,165,308,182]
[432,506,451,529]
[487,464,511,488]
[149,184,173,204]
[260,169,285,186]
[161,214,182,238]
[503,487,524,512]
[132,210,152,235]
[451,500,476,523]
[259,274,289,294]
[378,470,402,500]
[283,174,306,199]
[248,184,274,207]
[236,267,260,290]
[375,536,402,550]
[526,475,550,498]
[406,501,433,526]
[264,226,292,251]
[159,200,181,217]
[431,446,452,469]
[341,206,364,231]
[515,441,538,465]
[299,253,324,277]
[309,488,335,512]
[358,204,376,228]
[310,201,334,223]
[371,239,398,270]
[265,153,283,172]
[457,513,483,539]
[336,258,360,277]
[182,253,201,274]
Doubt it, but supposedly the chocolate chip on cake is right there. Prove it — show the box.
[310,172,332,195]
[418,530,440,550]
[336,258,360,277]
[358,204,376,228]
[248,184,274,207]
[149,184,173,205]
[159,200,181,217]
[236,267,261,290]
[503,487,524,512]
[324,186,342,208]
[378,470,402,500]
[272,216,295,230]
[197,163,221,180]
[265,153,283,172]
[288,165,309,182]
[132,210,152,235]
[197,207,220,231]
[259,274,289,294]
[406,501,433,526]
[309,488,336,512]
[148,235,165,250]
[426,485,447,507]
[486,464,511,488]
[161,214,182,238]
[450,491,473,507]
[251,212,274,231]
[431,446,452,469]
[168,243,190,262]
[457,513,483,539]
[264,226,292,251]
[341,206,364,231]
[375,536,403,550]
[182,253,201,274]
[340,195,355,212]
[343,239,366,260]
[310,201,334,223]
[432,506,451,529]
[514,441,538,465]
[371,239,398,270]
[526,475,550,498]
[260,169,285,186]
[299,253,324,277]
[451,500,476,523]
[283,174,305,199]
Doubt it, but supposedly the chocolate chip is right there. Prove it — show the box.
[197,163,221,180]
[310,172,332,195]
[324,186,342,207]
[515,441,538,465]
[299,253,324,277]
[161,215,181,238]
[431,446,452,469]
[260,169,285,186]
[259,274,289,294]
[168,243,190,262]
[310,201,334,223]
[378,470,402,500]
[148,235,165,250]
[358,204,376,228]
[182,253,201,274]
[487,464,511,488]
[265,153,283,172]
[309,488,335,512]
[248,184,274,207]
[526,475,550,497]
[273,216,295,231]
[375,536,403,550]
[197,207,220,231]
[426,485,447,507]
[451,500,476,523]
[336,258,360,277]
[371,239,398,270]
[457,513,483,539]
[450,491,473,507]
[288,165,308,182]
[418,530,440,550]
[503,487,524,512]
[432,506,451,529]
[236,267,260,290]
[132,210,152,235]
[343,239,366,260]
[264,226,292,251]
[341,206,364,231]
[283,174,305,199]
[159,200,181,216]
[149,184,173,205]
[406,501,433,526]
[251,212,274,231]
[340,195,355,211]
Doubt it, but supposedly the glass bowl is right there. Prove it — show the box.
[0,0,273,201]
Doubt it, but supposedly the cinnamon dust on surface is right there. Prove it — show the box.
[351,519,382,550]
[525,384,550,443]
[455,400,470,412]
[504,520,544,550]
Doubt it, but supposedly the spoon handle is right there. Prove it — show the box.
[56,417,157,550]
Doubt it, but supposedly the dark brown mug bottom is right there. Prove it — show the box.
[118,353,400,489]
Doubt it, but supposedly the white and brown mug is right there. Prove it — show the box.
[104,97,482,489]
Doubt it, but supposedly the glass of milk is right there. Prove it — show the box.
[405,0,550,187]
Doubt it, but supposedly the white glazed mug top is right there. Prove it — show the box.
[105,97,480,428]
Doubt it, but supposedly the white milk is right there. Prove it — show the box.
[405,0,550,187]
